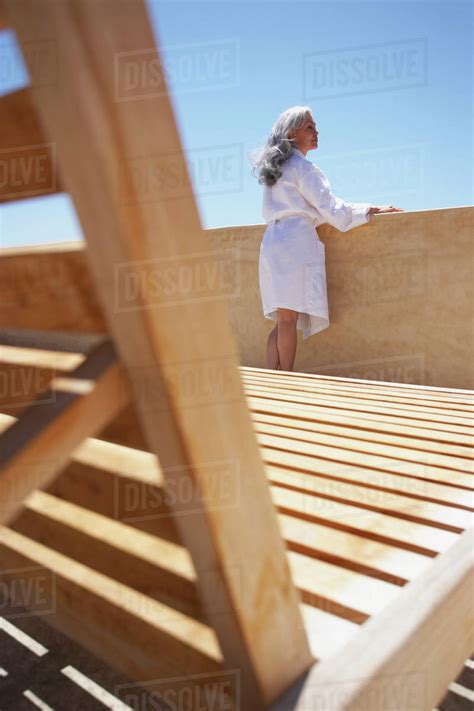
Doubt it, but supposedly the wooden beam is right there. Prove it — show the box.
[43,435,464,623]
[11,490,202,620]
[0,88,62,202]
[56,436,458,589]
[0,339,129,524]
[6,1,313,706]
[47,436,179,541]
[0,331,106,410]
[0,527,230,704]
[0,328,106,352]
[270,527,474,711]
[0,1,8,30]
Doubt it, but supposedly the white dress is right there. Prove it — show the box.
[259,147,372,339]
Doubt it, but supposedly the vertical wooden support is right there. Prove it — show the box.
[5,0,314,706]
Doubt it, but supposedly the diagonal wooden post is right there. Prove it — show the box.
[5,0,314,706]
[0,338,128,524]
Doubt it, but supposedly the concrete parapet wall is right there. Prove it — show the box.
[206,206,473,389]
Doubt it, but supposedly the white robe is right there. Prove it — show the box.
[259,147,371,339]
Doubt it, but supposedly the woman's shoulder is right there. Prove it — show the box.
[298,159,330,188]
[285,151,312,175]
[289,151,321,173]
[289,153,328,184]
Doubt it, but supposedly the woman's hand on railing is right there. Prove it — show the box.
[368,205,404,214]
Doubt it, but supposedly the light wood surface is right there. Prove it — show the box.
[1,0,472,706]
[0,88,62,203]
[0,339,129,524]
[271,527,474,711]
[5,1,313,706]
[1,345,471,705]
[0,526,229,705]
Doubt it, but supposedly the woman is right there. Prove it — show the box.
[249,106,404,372]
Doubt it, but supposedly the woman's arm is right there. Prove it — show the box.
[298,164,403,231]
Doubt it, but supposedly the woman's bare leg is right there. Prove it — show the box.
[265,324,280,369]
[276,308,298,371]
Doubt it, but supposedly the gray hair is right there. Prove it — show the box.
[249,105,313,187]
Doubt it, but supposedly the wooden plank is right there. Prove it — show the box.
[0,506,370,672]
[279,513,433,586]
[242,365,474,399]
[0,88,62,203]
[47,436,179,541]
[32,429,472,544]
[243,372,474,411]
[267,465,473,532]
[0,527,231,705]
[271,528,474,711]
[43,435,456,618]
[13,490,404,658]
[45,434,454,566]
[0,340,129,524]
[0,356,59,410]
[21,456,404,628]
[252,408,474,458]
[49,434,471,551]
[245,384,474,429]
[270,486,460,556]
[98,391,474,457]
[241,369,474,406]
[262,447,473,509]
[257,432,473,490]
[246,396,474,447]
[11,490,201,620]
[252,417,474,472]
[0,332,107,411]
[0,346,84,410]
[6,1,313,706]
[61,367,474,455]
[287,551,400,623]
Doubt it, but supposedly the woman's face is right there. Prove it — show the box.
[288,114,318,154]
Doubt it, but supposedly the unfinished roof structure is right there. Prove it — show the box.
[0,1,472,709]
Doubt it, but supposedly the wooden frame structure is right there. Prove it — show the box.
[0,1,472,708]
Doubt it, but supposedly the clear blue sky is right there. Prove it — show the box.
[0,0,472,248]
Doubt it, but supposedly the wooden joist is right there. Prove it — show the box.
[0,527,229,705]
[1,487,366,670]
[0,330,107,410]
[0,356,473,707]
[11,490,201,621]
[40,427,469,625]
[51,450,443,589]
[2,410,471,682]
